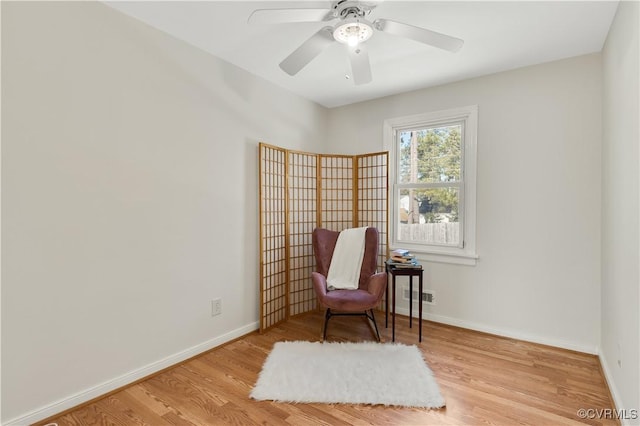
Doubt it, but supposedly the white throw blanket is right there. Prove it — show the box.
[326,227,368,290]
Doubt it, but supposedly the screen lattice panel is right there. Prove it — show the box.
[357,152,389,272]
[259,145,288,330]
[320,155,354,232]
[288,152,318,317]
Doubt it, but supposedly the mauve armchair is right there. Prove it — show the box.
[311,227,387,341]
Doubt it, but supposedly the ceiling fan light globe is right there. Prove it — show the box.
[333,18,373,46]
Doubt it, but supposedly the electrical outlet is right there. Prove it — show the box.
[617,342,622,368]
[211,298,222,316]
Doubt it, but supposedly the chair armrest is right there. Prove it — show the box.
[366,272,387,301]
[311,272,329,306]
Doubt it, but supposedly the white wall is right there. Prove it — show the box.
[601,0,640,419]
[1,2,327,423]
[326,54,603,353]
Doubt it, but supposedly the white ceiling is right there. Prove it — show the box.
[105,1,619,108]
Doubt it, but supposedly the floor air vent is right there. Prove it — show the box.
[402,287,435,305]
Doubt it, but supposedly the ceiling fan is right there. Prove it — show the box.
[248,0,464,85]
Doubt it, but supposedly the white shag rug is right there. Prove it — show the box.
[250,341,445,408]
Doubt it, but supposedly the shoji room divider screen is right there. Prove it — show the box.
[259,143,389,332]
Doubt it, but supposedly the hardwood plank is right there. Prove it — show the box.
[37,311,618,425]
[123,385,173,417]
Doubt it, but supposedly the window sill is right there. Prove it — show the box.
[391,245,478,266]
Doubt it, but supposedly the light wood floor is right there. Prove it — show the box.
[40,311,617,425]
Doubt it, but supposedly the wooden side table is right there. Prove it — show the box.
[385,260,424,342]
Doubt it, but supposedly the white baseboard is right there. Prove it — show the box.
[391,306,598,355]
[5,321,259,426]
[597,351,635,426]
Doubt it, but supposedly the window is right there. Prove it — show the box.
[384,106,478,265]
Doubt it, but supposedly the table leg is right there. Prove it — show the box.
[419,271,423,342]
[392,274,396,342]
[409,275,413,329]
[385,270,389,328]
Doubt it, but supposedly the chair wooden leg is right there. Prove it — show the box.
[322,308,331,341]
[323,308,380,342]
[367,309,381,342]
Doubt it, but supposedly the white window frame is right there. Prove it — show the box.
[383,105,478,266]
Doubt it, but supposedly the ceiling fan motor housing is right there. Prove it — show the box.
[331,0,374,19]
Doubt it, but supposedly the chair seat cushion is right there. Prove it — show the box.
[323,289,379,311]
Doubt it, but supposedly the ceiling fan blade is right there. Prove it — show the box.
[348,45,372,85]
[279,27,335,76]
[248,8,332,25]
[374,19,464,52]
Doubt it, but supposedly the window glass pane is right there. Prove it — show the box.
[398,187,460,246]
[398,124,462,184]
